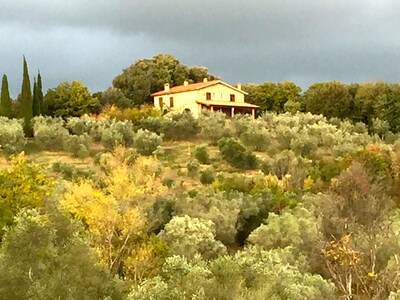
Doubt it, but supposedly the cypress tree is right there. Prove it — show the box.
[0,74,11,118]
[32,77,40,116]
[37,71,43,115]
[20,56,33,136]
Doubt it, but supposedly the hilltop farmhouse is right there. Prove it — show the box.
[151,79,259,118]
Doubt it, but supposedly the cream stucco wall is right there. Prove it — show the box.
[195,84,245,103]
[153,90,201,116]
[153,83,246,117]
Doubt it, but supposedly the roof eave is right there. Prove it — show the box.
[150,80,248,97]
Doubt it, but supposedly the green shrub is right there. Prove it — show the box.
[329,117,341,127]
[100,127,123,150]
[52,162,94,181]
[218,137,257,169]
[0,117,26,155]
[229,114,254,138]
[158,215,227,259]
[290,133,318,157]
[260,159,273,175]
[309,160,342,182]
[87,117,112,142]
[118,147,139,165]
[239,125,272,152]
[275,124,299,150]
[353,122,368,134]
[192,144,210,164]
[32,116,69,150]
[62,134,91,158]
[198,110,228,144]
[100,104,161,125]
[248,205,322,254]
[200,169,215,185]
[0,208,120,300]
[93,148,139,176]
[140,117,163,134]
[161,177,174,188]
[332,143,361,158]
[128,247,335,300]
[174,189,244,245]
[305,122,338,147]
[133,129,163,155]
[162,111,199,140]
[284,99,302,113]
[267,150,299,178]
[349,146,392,180]
[187,159,200,177]
[100,119,134,149]
[371,117,390,138]
[66,115,96,135]
[346,132,376,146]
[149,195,178,233]
[212,173,254,193]
[66,115,115,143]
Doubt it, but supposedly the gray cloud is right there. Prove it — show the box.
[1,0,400,96]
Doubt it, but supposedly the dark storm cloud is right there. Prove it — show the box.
[1,0,400,96]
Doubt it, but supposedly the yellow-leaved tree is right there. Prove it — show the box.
[0,153,55,237]
[60,147,166,277]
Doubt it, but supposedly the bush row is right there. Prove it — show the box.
[32,116,163,157]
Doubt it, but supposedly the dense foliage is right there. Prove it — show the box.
[245,81,302,113]
[0,209,121,299]
[32,72,43,117]
[43,80,99,118]
[218,137,258,169]
[0,75,11,118]
[112,53,218,106]
[0,117,26,154]
[0,154,54,236]
[5,70,400,298]
[19,57,33,136]
[245,80,400,134]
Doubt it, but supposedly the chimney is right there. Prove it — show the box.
[183,80,189,86]
[164,83,170,92]
[237,83,241,90]
[203,78,208,83]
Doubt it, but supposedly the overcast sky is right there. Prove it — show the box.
[1,0,400,97]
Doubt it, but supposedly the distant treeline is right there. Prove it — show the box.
[0,54,217,129]
[3,54,400,135]
[243,80,400,133]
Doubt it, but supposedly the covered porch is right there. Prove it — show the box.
[196,100,259,119]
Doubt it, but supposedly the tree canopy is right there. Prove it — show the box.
[302,81,353,119]
[0,154,55,237]
[19,56,33,135]
[0,74,11,118]
[245,81,301,113]
[32,72,43,116]
[0,208,121,299]
[43,80,99,118]
[112,53,218,106]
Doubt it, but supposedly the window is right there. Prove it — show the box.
[230,94,235,102]
[159,97,163,107]
[206,92,211,100]
[169,97,174,108]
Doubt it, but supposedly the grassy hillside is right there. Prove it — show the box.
[1,111,400,299]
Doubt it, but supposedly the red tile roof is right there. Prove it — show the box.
[150,80,247,97]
